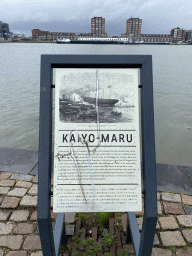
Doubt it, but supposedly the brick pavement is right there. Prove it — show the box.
[0,172,192,255]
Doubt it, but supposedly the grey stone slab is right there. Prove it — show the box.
[65,225,74,235]
[153,233,160,245]
[156,163,192,196]
[186,165,192,179]
[161,192,181,202]
[184,206,192,214]
[30,152,54,177]
[30,164,38,176]
[0,147,38,174]
[10,174,34,181]
[65,212,76,223]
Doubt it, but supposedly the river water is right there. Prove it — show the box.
[0,43,192,166]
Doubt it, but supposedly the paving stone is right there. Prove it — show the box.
[121,214,127,232]
[162,192,181,202]
[92,227,97,241]
[163,201,185,214]
[182,229,192,243]
[0,235,23,249]
[114,212,118,223]
[109,217,115,233]
[158,201,162,214]
[13,223,34,234]
[158,216,179,230]
[51,177,53,185]
[160,231,186,246]
[7,188,27,197]
[136,217,160,231]
[153,233,160,245]
[6,251,27,256]
[28,184,38,196]
[121,234,126,245]
[0,172,12,179]
[79,228,86,250]
[0,186,10,194]
[15,181,32,189]
[32,175,38,183]
[65,212,76,223]
[184,206,192,214]
[0,250,3,256]
[116,246,122,254]
[30,252,43,256]
[0,222,14,234]
[177,215,192,227]
[23,235,42,250]
[182,195,192,205]
[20,195,37,207]
[30,210,37,221]
[10,210,30,222]
[51,210,57,219]
[65,225,74,235]
[51,196,53,207]
[10,174,34,182]
[115,225,121,249]
[110,244,115,256]
[0,196,20,208]
[0,198,3,204]
[151,248,173,256]
[75,218,81,237]
[0,209,11,220]
[157,192,161,201]
[71,239,78,256]
[0,180,15,187]
[176,247,192,256]
[122,244,134,254]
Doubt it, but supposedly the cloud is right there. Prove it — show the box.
[1,0,192,36]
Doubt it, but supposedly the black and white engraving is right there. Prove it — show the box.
[59,69,135,123]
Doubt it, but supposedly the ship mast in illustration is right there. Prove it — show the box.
[82,71,119,107]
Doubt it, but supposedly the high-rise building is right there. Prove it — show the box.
[126,18,142,41]
[0,21,9,39]
[170,27,184,42]
[91,17,107,38]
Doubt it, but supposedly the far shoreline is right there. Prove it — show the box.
[0,40,191,45]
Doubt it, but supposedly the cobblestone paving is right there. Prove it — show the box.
[0,172,192,255]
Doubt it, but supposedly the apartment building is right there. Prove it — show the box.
[0,21,10,39]
[170,27,185,42]
[32,29,93,41]
[138,34,172,42]
[91,17,107,38]
[184,30,192,42]
[126,18,142,41]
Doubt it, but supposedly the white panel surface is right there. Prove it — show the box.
[53,68,142,212]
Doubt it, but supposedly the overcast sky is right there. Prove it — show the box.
[1,0,192,37]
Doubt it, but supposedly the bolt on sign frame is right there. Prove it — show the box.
[38,54,157,256]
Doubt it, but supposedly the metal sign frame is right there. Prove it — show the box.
[38,54,157,256]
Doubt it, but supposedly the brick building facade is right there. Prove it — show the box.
[91,17,107,38]
[126,18,142,41]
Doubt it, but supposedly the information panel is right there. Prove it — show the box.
[53,68,142,212]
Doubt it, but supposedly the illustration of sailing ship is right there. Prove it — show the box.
[82,81,119,107]
[59,70,124,122]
